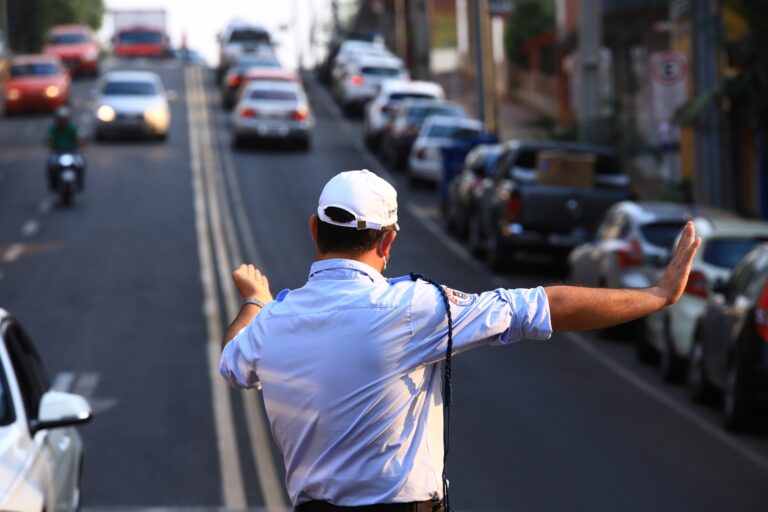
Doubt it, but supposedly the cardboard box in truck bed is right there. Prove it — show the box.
[536,151,595,188]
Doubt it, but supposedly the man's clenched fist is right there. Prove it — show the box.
[232,264,273,304]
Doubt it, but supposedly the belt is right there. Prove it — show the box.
[294,500,444,512]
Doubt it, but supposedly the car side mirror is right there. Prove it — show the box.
[30,390,92,434]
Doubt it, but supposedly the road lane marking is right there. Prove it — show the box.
[186,65,248,510]
[52,372,76,392]
[194,67,289,512]
[3,243,24,262]
[565,332,768,472]
[21,219,39,237]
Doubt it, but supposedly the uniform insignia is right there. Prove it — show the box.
[441,286,476,306]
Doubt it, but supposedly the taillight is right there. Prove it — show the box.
[617,238,643,267]
[506,192,522,222]
[293,107,308,121]
[240,108,257,118]
[228,74,241,87]
[756,284,768,342]
[350,74,364,86]
[684,270,708,299]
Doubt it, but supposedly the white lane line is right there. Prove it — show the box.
[565,332,768,472]
[71,372,99,399]
[186,66,247,510]
[21,219,39,237]
[39,196,55,214]
[195,68,289,512]
[3,243,24,263]
[51,372,76,392]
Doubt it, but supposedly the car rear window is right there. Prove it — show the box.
[118,31,163,44]
[703,238,767,269]
[641,222,687,249]
[389,92,436,101]
[49,33,89,45]
[427,124,481,139]
[11,63,59,77]
[249,89,297,101]
[102,80,157,96]
[361,66,401,77]
[230,29,270,44]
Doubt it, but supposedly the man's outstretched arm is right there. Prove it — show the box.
[546,221,701,332]
[222,264,273,349]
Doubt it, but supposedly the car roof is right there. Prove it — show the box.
[502,139,618,156]
[400,98,461,109]
[244,79,302,92]
[380,80,443,96]
[103,70,161,82]
[693,216,768,238]
[352,54,403,67]
[423,115,482,129]
[12,54,61,64]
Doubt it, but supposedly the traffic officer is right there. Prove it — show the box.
[219,169,700,511]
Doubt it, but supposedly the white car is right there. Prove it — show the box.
[407,116,483,184]
[333,54,408,115]
[330,40,390,84]
[646,216,768,380]
[0,309,92,511]
[232,80,313,150]
[363,80,445,150]
[216,21,273,80]
[93,70,172,141]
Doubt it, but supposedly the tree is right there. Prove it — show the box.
[8,0,105,52]
[503,0,555,68]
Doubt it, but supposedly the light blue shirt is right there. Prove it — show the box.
[219,259,552,506]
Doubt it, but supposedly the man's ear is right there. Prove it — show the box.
[309,214,319,244]
[378,229,397,257]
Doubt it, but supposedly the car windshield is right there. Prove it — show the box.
[640,222,687,249]
[361,66,401,77]
[230,29,270,44]
[249,89,297,101]
[118,31,162,44]
[427,124,481,139]
[102,80,158,96]
[49,32,89,45]
[703,238,767,269]
[10,63,59,77]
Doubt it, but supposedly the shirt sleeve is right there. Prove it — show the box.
[409,282,552,366]
[219,320,262,390]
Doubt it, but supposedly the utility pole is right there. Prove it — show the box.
[471,0,497,135]
[407,0,431,79]
[577,0,602,142]
[394,0,407,59]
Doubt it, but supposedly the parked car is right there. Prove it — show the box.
[333,54,407,116]
[407,116,484,184]
[220,53,283,108]
[379,99,467,168]
[93,70,171,141]
[688,244,768,430]
[445,144,504,238]
[363,80,445,151]
[43,24,99,77]
[216,21,273,81]
[4,55,70,115]
[330,40,391,86]
[0,309,92,511]
[468,140,632,270]
[646,215,768,380]
[232,80,313,150]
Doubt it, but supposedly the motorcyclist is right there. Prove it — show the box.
[46,106,85,191]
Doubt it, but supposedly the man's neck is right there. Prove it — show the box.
[315,250,383,273]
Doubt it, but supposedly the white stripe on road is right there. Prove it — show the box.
[565,332,768,472]
[186,65,248,510]
[51,372,76,392]
[21,219,39,237]
[3,243,24,263]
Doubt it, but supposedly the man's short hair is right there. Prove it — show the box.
[317,207,393,254]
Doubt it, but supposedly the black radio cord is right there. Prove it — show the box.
[410,273,453,512]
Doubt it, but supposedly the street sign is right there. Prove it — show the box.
[650,50,688,123]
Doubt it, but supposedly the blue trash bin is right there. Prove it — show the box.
[438,135,498,211]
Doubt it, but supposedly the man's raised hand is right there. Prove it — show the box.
[232,264,273,304]
[656,221,701,306]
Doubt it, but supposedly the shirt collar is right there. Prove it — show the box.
[308,258,388,286]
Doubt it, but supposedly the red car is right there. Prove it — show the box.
[4,55,71,115]
[43,24,99,76]
[113,26,168,58]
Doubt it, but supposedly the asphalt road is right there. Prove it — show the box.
[1,59,768,512]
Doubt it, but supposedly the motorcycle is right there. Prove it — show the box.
[50,152,84,206]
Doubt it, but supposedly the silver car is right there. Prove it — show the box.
[93,70,171,141]
[231,80,313,150]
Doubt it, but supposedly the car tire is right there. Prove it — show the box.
[723,359,753,431]
[687,334,713,403]
[659,319,685,382]
[297,136,311,152]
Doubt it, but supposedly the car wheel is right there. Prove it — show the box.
[659,319,685,382]
[297,136,311,152]
[723,359,752,431]
[687,334,712,403]
[467,214,485,258]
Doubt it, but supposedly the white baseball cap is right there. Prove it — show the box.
[318,169,399,231]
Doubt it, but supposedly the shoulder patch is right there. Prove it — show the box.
[275,289,291,302]
[441,286,476,307]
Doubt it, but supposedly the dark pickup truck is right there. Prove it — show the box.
[469,140,633,269]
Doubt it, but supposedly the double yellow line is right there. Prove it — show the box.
[185,65,289,512]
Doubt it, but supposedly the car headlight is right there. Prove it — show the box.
[6,88,20,101]
[84,49,99,61]
[45,85,60,98]
[144,105,169,126]
[97,104,115,122]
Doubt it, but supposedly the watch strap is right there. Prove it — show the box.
[243,297,266,309]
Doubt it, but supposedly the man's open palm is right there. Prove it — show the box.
[657,221,701,306]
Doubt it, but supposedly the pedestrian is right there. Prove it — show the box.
[219,169,700,511]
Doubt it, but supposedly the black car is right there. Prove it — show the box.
[378,99,466,169]
[688,243,768,430]
[445,144,503,239]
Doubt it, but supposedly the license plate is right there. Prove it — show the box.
[257,124,288,136]
[61,170,76,182]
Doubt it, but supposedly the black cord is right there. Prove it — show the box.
[410,273,453,512]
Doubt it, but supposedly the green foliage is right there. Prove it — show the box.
[9,0,105,52]
[503,0,555,68]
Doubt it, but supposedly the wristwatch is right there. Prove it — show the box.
[243,297,266,309]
